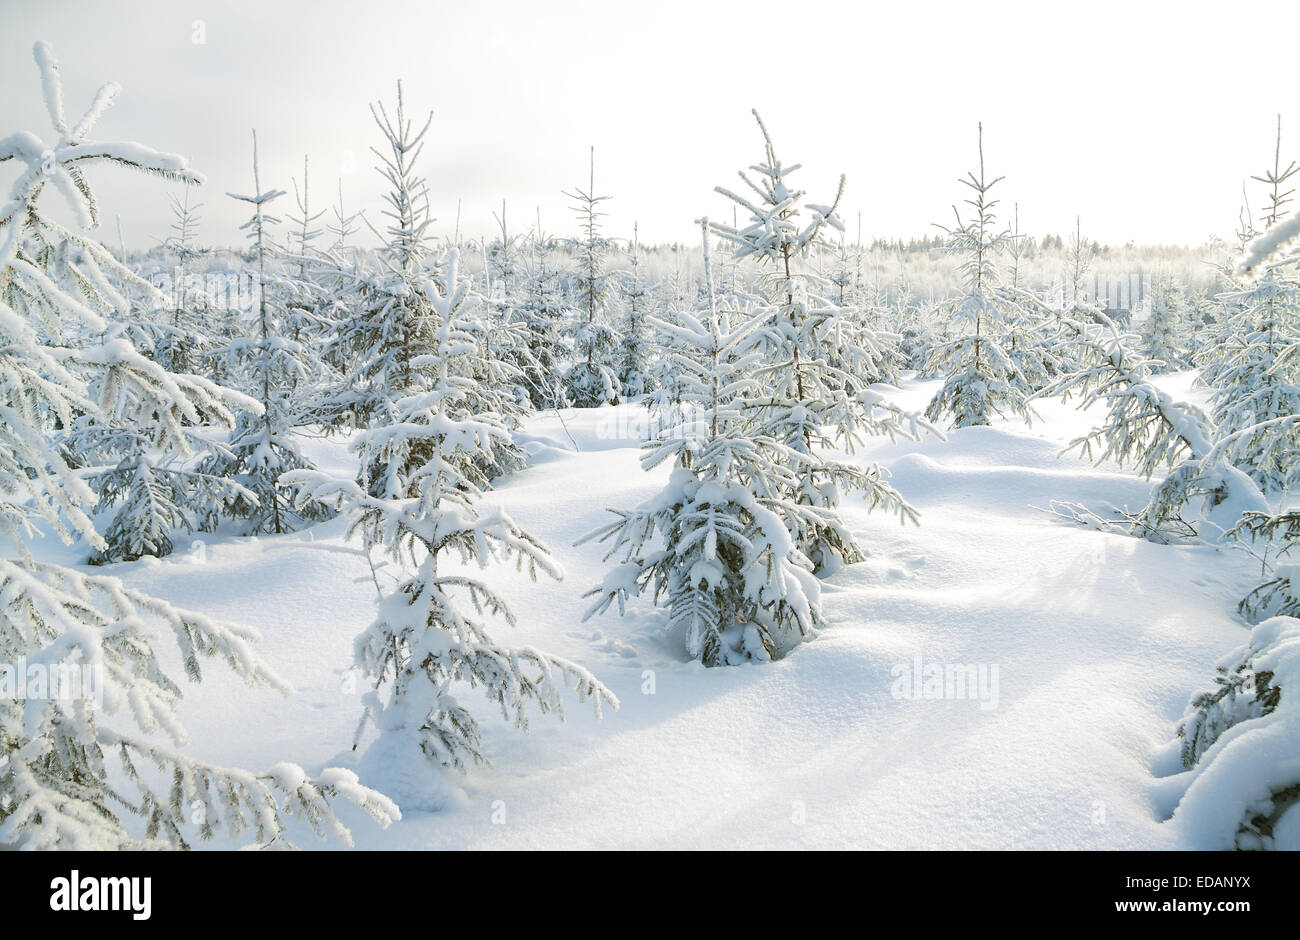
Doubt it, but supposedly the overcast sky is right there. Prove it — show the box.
[3,0,1298,251]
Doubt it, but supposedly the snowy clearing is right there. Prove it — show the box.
[76,378,1260,850]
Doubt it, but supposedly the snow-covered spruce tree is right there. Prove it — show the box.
[1186,286,1219,332]
[1198,121,1300,494]
[326,87,526,489]
[1198,385,1300,619]
[1202,274,1300,494]
[317,82,440,431]
[66,345,257,565]
[1014,216,1101,379]
[1059,217,1105,328]
[815,236,905,389]
[449,255,530,484]
[452,253,532,481]
[1142,270,1189,372]
[153,183,210,374]
[824,234,858,308]
[475,202,538,415]
[482,202,528,408]
[847,284,907,387]
[285,310,616,802]
[708,110,929,574]
[279,154,333,402]
[1193,201,1256,393]
[303,181,368,423]
[510,216,569,409]
[0,42,397,849]
[202,290,249,388]
[1228,509,1300,622]
[1251,113,1300,243]
[616,222,655,398]
[1156,125,1300,851]
[1162,614,1300,849]
[580,221,826,665]
[329,177,364,254]
[199,131,331,535]
[1005,203,1030,291]
[58,184,250,564]
[897,287,936,372]
[1043,310,1266,542]
[486,201,523,305]
[644,304,693,436]
[562,147,619,407]
[924,125,1044,427]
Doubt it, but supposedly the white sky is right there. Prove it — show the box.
[3,0,1298,251]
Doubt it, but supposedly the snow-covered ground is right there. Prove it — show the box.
[75,372,1262,849]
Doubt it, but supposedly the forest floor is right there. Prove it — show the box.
[70,371,1264,849]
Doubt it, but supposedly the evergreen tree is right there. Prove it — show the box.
[819,236,905,387]
[709,110,931,573]
[1212,119,1300,629]
[280,154,332,403]
[1230,510,1300,622]
[304,181,368,426]
[897,287,936,372]
[66,349,256,565]
[154,184,210,374]
[1143,271,1189,372]
[286,297,616,803]
[616,222,655,398]
[924,124,1043,427]
[512,216,569,409]
[445,250,530,483]
[320,82,439,430]
[477,201,541,414]
[59,185,249,564]
[644,305,694,438]
[199,130,331,535]
[1167,613,1300,850]
[0,42,397,850]
[1012,215,1099,379]
[1202,275,1300,493]
[1045,310,1267,542]
[581,221,825,665]
[1199,119,1300,494]
[562,147,619,407]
